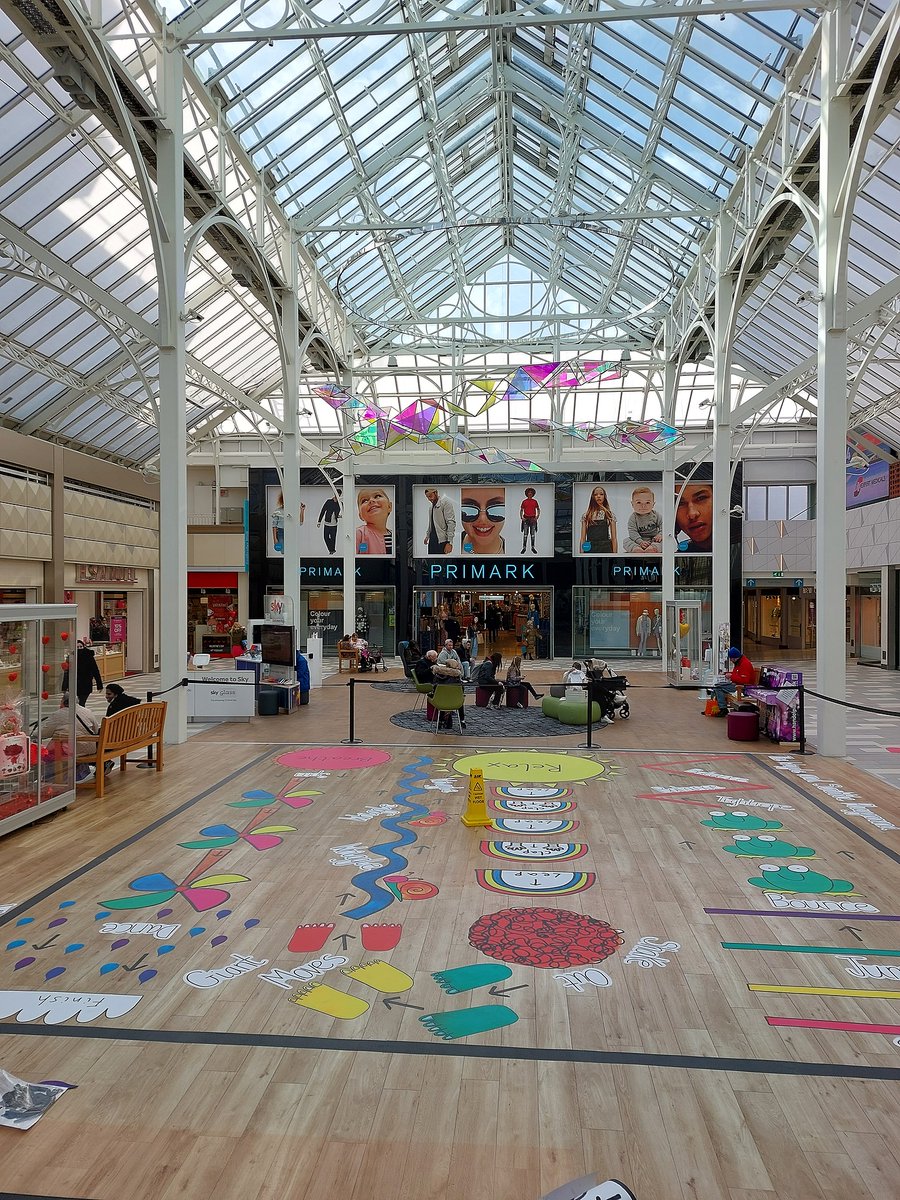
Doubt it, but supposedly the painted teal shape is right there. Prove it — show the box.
[64,943,84,954]
[6,939,26,950]
[342,756,432,920]
[419,1005,518,1041]
[15,917,34,926]
[432,963,513,994]
[700,813,783,831]
[99,963,118,975]
[58,900,76,908]
[747,865,855,894]
[722,836,814,858]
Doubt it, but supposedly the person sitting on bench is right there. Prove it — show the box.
[711,647,755,716]
[105,683,141,716]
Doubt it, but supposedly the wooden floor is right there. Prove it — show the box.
[2,668,900,1200]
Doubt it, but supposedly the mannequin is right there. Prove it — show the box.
[769,602,781,637]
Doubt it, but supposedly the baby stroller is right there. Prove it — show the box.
[589,660,630,721]
[361,644,386,672]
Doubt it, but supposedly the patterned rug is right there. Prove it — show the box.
[389,703,603,739]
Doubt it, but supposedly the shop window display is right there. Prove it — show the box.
[0,604,77,837]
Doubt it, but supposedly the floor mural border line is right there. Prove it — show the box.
[1,1022,899,1082]
[0,748,276,931]
[754,756,900,868]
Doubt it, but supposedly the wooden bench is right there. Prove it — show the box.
[74,701,167,798]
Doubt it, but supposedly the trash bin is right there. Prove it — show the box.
[257,688,279,716]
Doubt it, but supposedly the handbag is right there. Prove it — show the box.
[704,698,720,717]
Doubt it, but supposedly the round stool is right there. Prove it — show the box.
[726,709,759,741]
[257,689,280,716]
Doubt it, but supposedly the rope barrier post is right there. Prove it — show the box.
[577,680,594,750]
[341,676,362,744]
[137,689,156,768]
[137,678,188,767]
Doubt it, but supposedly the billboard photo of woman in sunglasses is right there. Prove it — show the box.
[460,486,506,554]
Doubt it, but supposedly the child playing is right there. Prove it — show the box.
[623,485,662,553]
[519,487,540,553]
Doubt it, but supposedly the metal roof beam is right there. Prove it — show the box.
[178,2,828,44]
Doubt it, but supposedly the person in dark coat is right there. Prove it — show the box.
[64,640,104,707]
[104,683,141,716]
[473,652,505,708]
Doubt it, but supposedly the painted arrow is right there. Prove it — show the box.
[411,845,430,854]
[840,926,863,942]
[679,841,695,850]
[382,997,424,1011]
[837,851,855,860]
[31,934,60,950]
[489,983,529,997]
[337,892,354,905]
[332,932,356,952]
[121,953,149,973]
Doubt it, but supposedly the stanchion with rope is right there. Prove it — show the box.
[341,676,362,744]
[136,677,189,767]
[577,680,596,750]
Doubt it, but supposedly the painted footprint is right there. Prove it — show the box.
[290,983,370,1020]
[342,959,413,993]
[288,923,335,953]
[432,962,512,995]
[360,923,402,952]
[419,1005,518,1041]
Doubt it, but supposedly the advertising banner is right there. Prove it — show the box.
[572,479,712,555]
[266,484,396,559]
[412,483,555,558]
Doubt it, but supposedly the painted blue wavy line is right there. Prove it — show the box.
[342,755,433,920]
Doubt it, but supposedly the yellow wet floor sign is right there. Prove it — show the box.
[461,767,490,827]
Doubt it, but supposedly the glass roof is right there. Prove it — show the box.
[0,1,898,469]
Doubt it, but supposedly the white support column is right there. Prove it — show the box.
[341,462,356,635]
[661,324,677,664]
[817,6,850,757]
[157,38,188,742]
[712,213,735,671]
[281,239,302,647]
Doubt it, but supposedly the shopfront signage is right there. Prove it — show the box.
[427,561,538,582]
[297,561,384,583]
[77,565,138,584]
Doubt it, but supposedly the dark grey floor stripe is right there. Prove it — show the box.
[1,1022,898,1081]
[754,756,900,867]
[0,747,275,931]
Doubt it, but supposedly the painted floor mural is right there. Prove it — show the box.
[2,744,900,1068]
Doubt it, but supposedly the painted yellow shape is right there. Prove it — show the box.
[749,984,900,1000]
[453,750,607,784]
[291,983,370,1019]
[342,959,414,993]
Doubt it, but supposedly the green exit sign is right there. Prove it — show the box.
[772,571,783,578]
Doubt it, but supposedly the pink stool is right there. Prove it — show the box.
[727,710,759,741]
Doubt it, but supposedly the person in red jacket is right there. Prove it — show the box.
[711,646,755,715]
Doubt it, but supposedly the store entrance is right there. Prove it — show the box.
[413,588,552,660]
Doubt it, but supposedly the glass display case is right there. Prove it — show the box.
[0,604,77,837]
[666,600,703,687]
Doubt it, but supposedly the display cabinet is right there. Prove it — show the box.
[666,600,703,687]
[0,604,77,837]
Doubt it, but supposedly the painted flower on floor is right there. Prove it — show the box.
[469,906,624,969]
